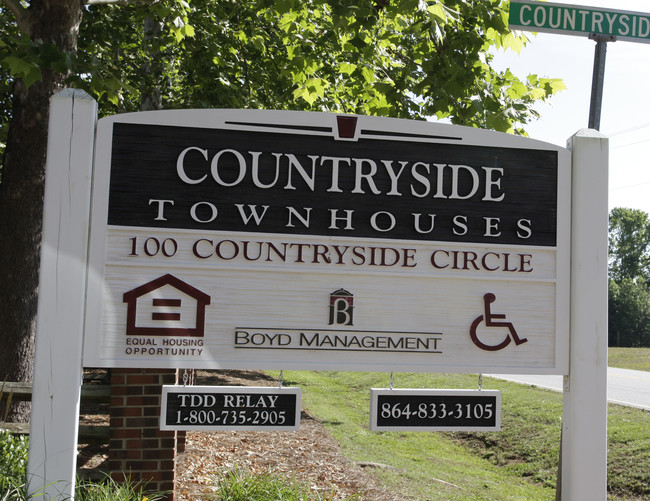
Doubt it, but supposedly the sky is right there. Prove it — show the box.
[490,0,650,214]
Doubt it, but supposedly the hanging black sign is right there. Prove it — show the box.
[160,385,301,431]
[370,389,501,431]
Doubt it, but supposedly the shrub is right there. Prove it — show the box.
[0,429,28,499]
[0,432,166,501]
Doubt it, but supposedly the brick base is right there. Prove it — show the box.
[109,368,184,500]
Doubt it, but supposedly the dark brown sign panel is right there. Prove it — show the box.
[108,122,557,246]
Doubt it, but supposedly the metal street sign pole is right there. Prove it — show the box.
[588,35,615,130]
[509,0,650,130]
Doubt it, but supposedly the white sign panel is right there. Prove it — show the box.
[83,109,570,374]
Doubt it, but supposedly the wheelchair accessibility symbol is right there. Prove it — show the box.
[470,293,527,351]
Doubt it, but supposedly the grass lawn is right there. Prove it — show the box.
[269,370,650,501]
[608,347,650,371]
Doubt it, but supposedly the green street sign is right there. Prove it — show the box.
[509,0,650,43]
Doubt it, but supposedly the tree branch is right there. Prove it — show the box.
[2,0,31,36]
[86,0,154,5]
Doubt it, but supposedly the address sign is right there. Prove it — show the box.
[83,109,570,374]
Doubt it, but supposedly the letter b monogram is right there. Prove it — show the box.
[329,289,354,326]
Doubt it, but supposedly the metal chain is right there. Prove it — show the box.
[183,369,189,387]
[389,372,395,390]
[478,373,483,391]
[279,370,284,389]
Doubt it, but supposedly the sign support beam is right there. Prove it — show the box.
[27,89,97,500]
[561,129,609,500]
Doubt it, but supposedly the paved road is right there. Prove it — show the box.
[487,368,650,411]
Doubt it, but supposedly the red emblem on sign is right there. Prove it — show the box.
[123,274,211,337]
[470,293,527,351]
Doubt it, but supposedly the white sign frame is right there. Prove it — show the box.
[28,92,608,500]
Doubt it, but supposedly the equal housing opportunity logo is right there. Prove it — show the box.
[122,274,209,357]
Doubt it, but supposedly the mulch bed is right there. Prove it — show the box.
[78,369,403,500]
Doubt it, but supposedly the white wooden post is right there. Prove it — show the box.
[561,129,609,499]
[27,89,97,500]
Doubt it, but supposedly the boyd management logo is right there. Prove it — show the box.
[329,289,354,326]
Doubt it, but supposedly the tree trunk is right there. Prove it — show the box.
[0,0,83,421]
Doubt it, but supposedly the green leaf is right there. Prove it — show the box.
[2,55,32,76]
[1,55,42,89]
[183,24,195,38]
[506,81,527,99]
[102,77,123,92]
[293,86,308,100]
[305,77,326,96]
[360,66,374,83]
[373,81,394,94]
[427,3,448,24]
[500,32,526,52]
[275,0,295,15]
[546,78,567,94]
[526,87,546,100]
[339,62,357,75]
[302,58,319,76]
[251,35,266,53]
